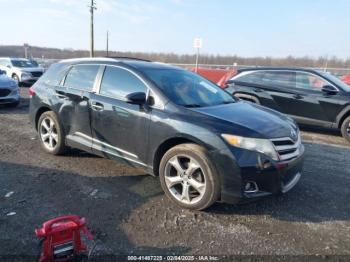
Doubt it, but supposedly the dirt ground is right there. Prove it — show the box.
[0,88,349,260]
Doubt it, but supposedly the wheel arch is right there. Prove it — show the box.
[336,105,350,128]
[233,92,260,104]
[152,135,209,177]
[35,106,52,130]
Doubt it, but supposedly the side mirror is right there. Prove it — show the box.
[6,65,11,69]
[322,85,338,95]
[225,79,235,85]
[126,92,146,105]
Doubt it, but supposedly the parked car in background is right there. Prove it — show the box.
[191,68,237,88]
[225,68,350,142]
[29,58,304,210]
[0,69,20,107]
[0,57,45,85]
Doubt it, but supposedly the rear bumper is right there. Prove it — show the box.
[211,144,305,204]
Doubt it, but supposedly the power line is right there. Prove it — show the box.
[106,30,109,57]
[88,0,97,57]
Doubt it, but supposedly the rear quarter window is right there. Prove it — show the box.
[63,64,100,91]
[36,63,70,86]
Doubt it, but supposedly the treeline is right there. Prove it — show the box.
[1,45,350,69]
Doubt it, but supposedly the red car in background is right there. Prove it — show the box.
[341,75,350,85]
[189,68,237,88]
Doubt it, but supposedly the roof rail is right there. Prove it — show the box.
[105,56,152,62]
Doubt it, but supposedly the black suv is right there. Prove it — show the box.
[225,68,350,142]
[29,58,304,210]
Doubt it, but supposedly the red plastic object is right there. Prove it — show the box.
[35,215,93,262]
[341,75,350,85]
[190,68,237,88]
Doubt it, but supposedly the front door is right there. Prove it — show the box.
[90,65,151,167]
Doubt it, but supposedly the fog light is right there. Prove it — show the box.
[244,181,258,193]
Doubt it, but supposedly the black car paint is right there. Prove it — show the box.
[227,68,350,129]
[29,59,304,204]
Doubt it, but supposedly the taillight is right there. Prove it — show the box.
[29,87,35,98]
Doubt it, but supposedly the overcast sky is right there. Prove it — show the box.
[1,0,350,58]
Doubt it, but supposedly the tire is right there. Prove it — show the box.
[341,116,350,143]
[12,74,19,84]
[37,111,67,155]
[159,143,220,210]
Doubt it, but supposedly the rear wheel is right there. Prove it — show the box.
[37,111,67,155]
[341,116,350,143]
[159,143,220,210]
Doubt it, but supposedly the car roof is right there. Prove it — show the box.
[58,57,182,71]
[237,67,321,74]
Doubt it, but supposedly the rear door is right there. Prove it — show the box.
[232,70,296,112]
[89,65,151,166]
[59,64,101,151]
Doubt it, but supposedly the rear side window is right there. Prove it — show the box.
[36,63,69,86]
[235,71,296,89]
[99,66,147,99]
[64,64,99,91]
[234,71,266,85]
[262,71,296,88]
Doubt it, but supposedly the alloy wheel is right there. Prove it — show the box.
[164,154,206,205]
[40,117,58,150]
[347,122,350,137]
[12,75,19,84]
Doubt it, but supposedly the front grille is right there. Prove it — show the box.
[31,71,43,77]
[0,89,11,97]
[271,132,301,162]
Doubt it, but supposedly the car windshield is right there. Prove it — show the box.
[142,68,235,107]
[11,59,38,68]
[318,71,350,92]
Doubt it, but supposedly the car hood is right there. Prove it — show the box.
[0,74,17,88]
[191,101,297,139]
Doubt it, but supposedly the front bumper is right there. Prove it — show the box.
[0,89,20,104]
[211,144,305,204]
[21,77,40,84]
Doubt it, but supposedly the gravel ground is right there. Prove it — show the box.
[0,88,349,260]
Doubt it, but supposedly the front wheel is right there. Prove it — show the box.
[159,143,220,210]
[37,111,67,155]
[341,116,350,143]
[12,74,19,84]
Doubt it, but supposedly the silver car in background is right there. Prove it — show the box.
[0,70,20,107]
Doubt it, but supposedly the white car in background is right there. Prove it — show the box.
[0,69,20,107]
[0,57,45,85]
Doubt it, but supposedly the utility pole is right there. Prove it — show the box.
[106,30,109,57]
[89,0,97,57]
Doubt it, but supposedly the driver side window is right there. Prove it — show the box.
[296,72,329,91]
[99,66,147,99]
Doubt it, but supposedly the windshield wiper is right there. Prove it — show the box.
[219,101,235,105]
[183,104,202,108]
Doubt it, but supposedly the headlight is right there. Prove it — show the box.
[221,134,279,161]
[21,72,32,80]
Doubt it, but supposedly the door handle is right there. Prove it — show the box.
[293,94,303,99]
[91,102,104,111]
[55,90,68,99]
